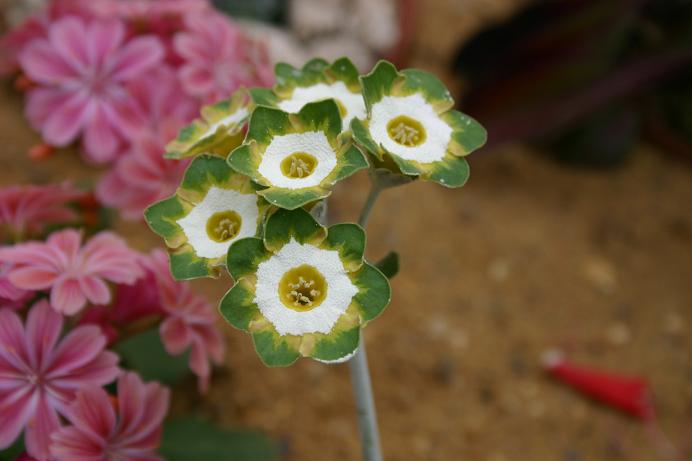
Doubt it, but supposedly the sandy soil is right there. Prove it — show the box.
[1,78,691,460]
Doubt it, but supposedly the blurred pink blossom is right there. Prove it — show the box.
[147,250,225,392]
[0,183,84,240]
[51,372,169,461]
[0,301,119,460]
[0,229,143,315]
[96,127,191,220]
[0,262,32,309]
[174,11,274,103]
[19,16,165,163]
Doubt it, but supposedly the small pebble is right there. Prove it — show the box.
[607,322,631,346]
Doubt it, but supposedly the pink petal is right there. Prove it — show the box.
[81,103,120,164]
[40,90,90,147]
[46,229,82,262]
[173,34,209,62]
[45,325,106,379]
[78,276,110,306]
[159,317,191,355]
[64,386,115,439]
[0,308,31,373]
[49,351,119,394]
[24,396,60,461]
[189,340,210,393]
[25,89,74,129]
[50,278,87,315]
[0,386,35,450]
[19,39,77,84]
[50,426,104,461]
[25,300,63,371]
[0,243,58,269]
[86,20,124,68]
[178,65,214,97]
[48,16,89,74]
[116,373,169,447]
[8,267,57,290]
[109,36,164,82]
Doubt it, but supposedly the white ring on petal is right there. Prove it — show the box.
[257,131,337,189]
[277,81,366,127]
[315,346,359,364]
[177,186,259,259]
[369,93,452,164]
[254,239,358,336]
[201,107,248,140]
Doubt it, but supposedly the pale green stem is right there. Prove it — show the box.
[350,180,384,461]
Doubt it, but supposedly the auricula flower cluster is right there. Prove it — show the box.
[146,57,486,366]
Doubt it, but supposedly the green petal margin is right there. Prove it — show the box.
[251,329,301,367]
[219,277,261,331]
[226,237,271,281]
[165,90,249,159]
[306,310,361,362]
[263,208,327,252]
[349,262,391,323]
[360,60,399,110]
[145,154,267,280]
[274,57,361,95]
[321,223,366,272]
[228,100,368,210]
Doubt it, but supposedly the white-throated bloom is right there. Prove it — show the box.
[145,154,269,279]
[250,57,366,128]
[220,208,391,366]
[352,61,487,187]
[227,99,368,210]
[166,89,250,159]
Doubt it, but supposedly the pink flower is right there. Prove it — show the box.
[79,255,165,344]
[174,11,274,103]
[96,127,191,220]
[147,250,224,392]
[0,229,143,315]
[50,372,169,461]
[0,301,120,460]
[0,262,32,309]
[19,16,165,163]
[0,183,84,241]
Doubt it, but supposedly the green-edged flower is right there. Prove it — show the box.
[219,208,391,367]
[165,89,250,159]
[251,57,366,128]
[351,61,487,188]
[228,99,368,210]
[145,154,269,280]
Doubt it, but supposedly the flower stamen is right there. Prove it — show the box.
[279,264,327,311]
[387,115,426,147]
[206,210,242,243]
[280,152,318,179]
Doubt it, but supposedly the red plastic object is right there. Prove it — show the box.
[543,351,655,421]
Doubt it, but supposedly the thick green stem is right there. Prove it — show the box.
[350,178,384,461]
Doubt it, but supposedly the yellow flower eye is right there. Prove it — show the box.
[280,152,318,179]
[206,210,242,242]
[387,115,426,147]
[278,264,328,311]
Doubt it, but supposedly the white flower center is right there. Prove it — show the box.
[369,93,452,164]
[277,81,366,127]
[177,187,259,259]
[254,239,358,336]
[257,131,337,189]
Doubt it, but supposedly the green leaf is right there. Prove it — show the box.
[115,329,190,384]
[0,436,24,461]
[374,251,399,279]
[159,418,277,461]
